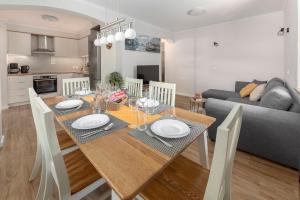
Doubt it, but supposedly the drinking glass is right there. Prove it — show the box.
[137,90,149,131]
[73,86,81,99]
[102,90,110,113]
[92,97,101,114]
[128,96,139,129]
[164,105,176,118]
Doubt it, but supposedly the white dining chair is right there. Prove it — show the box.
[32,96,108,200]
[28,88,78,182]
[28,88,80,200]
[124,77,143,97]
[62,77,90,96]
[140,104,243,200]
[149,81,176,106]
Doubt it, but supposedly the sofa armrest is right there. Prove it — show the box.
[235,81,251,93]
[205,98,300,170]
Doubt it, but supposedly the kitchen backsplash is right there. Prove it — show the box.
[7,54,84,72]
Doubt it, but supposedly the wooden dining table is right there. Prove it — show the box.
[44,96,216,200]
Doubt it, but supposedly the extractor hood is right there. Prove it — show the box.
[31,35,55,55]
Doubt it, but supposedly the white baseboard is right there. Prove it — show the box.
[0,135,4,149]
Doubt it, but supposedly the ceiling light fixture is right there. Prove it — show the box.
[187,7,206,16]
[94,0,136,46]
[41,14,58,22]
[115,26,125,42]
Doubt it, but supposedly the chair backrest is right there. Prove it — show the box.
[204,104,243,200]
[149,81,176,106]
[32,96,71,200]
[29,88,41,147]
[62,77,90,96]
[125,77,143,97]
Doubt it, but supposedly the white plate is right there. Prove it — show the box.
[55,99,83,110]
[75,90,92,96]
[137,98,159,108]
[71,114,110,130]
[151,119,190,138]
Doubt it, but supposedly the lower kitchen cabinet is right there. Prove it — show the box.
[8,76,33,104]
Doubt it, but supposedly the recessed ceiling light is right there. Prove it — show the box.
[187,7,206,16]
[41,14,58,22]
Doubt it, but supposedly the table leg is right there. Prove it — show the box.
[197,130,210,169]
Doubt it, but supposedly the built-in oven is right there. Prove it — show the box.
[33,75,57,94]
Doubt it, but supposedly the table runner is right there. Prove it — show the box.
[128,117,207,157]
[63,113,128,143]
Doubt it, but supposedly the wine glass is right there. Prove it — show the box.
[137,90,149,131]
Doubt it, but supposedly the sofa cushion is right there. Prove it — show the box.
[235,81,251,93]
[262,77,285,96]
[249,84,266,101]
[226,97,260,106]
[289,103,300,113]
[202,89,239,100]
[260,86,293,110]
[239,83,258,97]
[253,79,267,85]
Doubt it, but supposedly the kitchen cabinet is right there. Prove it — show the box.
[8,75,33,104]
[54,37,79,57]
[79,37,88,57]
[7,31,31,56]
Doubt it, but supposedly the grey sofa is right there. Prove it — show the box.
[203,78,300,177]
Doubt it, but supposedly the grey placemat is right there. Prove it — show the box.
[50,99,90,116]
[139,104,171,115]
[63,114,128,143]
[128,117,207,157]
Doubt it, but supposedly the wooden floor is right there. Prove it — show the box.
[0,95,299,200]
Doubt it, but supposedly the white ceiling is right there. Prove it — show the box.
[0,9,96,34]
[86,0,286,31]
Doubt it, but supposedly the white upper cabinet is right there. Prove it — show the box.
[79,37,88,57]
[54,37,79,57]
[7,31,31,56]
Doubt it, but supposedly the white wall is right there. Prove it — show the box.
[119,42,161,79]
[0,23,7,145]
[165,11,285,96]
[101,44,117,81]
[284,0,299,87]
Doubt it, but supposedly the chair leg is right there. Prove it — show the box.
[111,190,121,200]
[43,165,55,200]
[35,154,46,200]
[29,143,42,182]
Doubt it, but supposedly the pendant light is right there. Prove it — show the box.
[100,33,108,45]
[115,26,125,42]
[125,22,136,39]
[94,33,101,46]
[107,31,115,43]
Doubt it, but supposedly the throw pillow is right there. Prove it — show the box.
[249,84,266,101]
[260,86,293,110]
[239,83,258,98]
[253,79,267,85]
[289,103,300,113]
